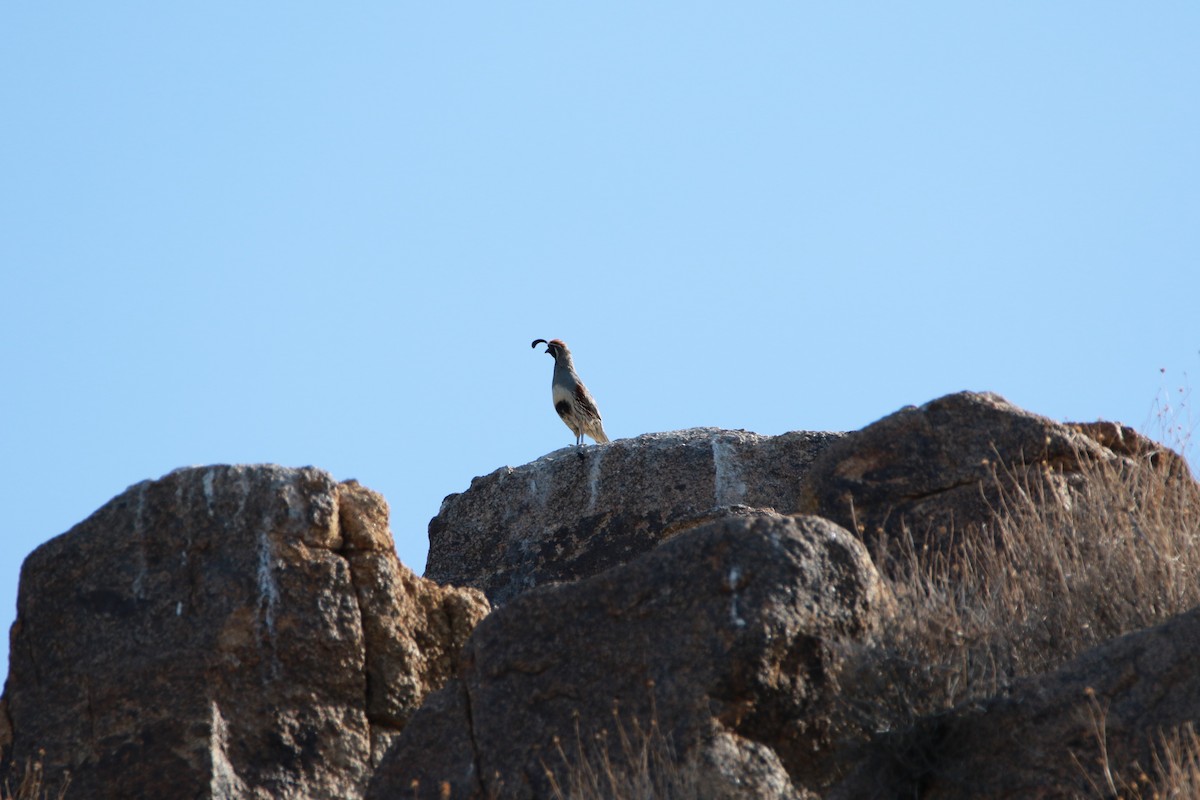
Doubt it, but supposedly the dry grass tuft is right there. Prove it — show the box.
[543,705,699,800]
[1140,723,1200,799]
[1,751,68,800]
[1076,695,1200,799]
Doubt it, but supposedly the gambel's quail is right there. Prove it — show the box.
[531,338,610,447]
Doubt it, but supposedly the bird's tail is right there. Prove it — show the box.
[591,424,610,445]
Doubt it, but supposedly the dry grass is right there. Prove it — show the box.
[1153,375,1196,470]
[1140,724,1200,799]
[845,442,1200,727]
[542,705,699,800]
[1,752,68,800]
[1076,694,1200,800]
[836,433,1200,794]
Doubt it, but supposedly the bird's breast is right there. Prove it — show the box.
[552,383,574,408]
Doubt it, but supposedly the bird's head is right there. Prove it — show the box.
[531,338,569,359]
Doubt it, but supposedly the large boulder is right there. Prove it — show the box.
[426,428,844,604]
[370,512,894,799]
[833,603,1200,799]
[0,465,489,800]
[799,391,1188,557]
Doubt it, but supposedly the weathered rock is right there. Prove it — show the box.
[371,512,893,799]
[832,603,1200,799]
[0,465,488,800]
[799,391,1180,557]
[426,428,844,604]
[369,679,482,797]
[337,481,492,762]
[0,698,9,756]
[696,730,821,800]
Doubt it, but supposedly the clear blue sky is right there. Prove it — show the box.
[3,4,1197,675]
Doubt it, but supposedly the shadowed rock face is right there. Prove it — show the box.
[1,465,488,800]
[425,428,845,605]
[832,604,1200,799]
[371,512,893,800]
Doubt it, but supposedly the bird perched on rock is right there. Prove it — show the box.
[531,338,610,447]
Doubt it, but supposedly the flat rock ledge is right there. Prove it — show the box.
[425,428,845,605]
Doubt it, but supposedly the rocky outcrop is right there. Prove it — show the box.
[833,603,1200,798]
[799,391,1183,558]
[370,512,893,799]
[426,428,844,605]
[3,391,1198,799]
[1,466,488,799]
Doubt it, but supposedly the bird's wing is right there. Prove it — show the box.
[574,382,603,421]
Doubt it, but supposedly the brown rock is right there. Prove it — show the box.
[0,465,488,799]
[1069,419,1195,479]
[337,480,491,762]
[426,428,844,604]
[833,603,1200,799]
[369,679,483,798]
[799,391,1174,556]
[697,730,821,800]
[0,697,10,757]
[370,511,892,799]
